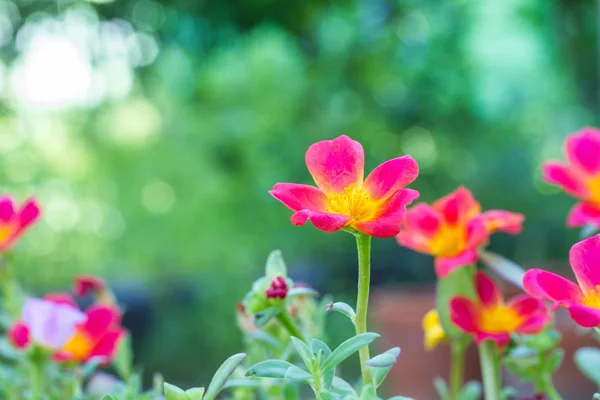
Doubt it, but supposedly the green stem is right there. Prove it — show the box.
[479,340,500,400]
[276,308,304,341]
[541,375,563,400]
[450,340,466,400]
[29,359,44,400]
[355,233,374,387]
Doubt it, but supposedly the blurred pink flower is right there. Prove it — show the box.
[396,187,523,277]
[0,196,40,252]
[270,135,419,238]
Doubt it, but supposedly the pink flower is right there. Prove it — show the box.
[73,275,105,297]
[396,187,524,277]
[7,322,31,349]
[523,234,600,328]
[0,196,40,252]
[450,271,549,347]
[14,297,86,350]
[542,127,600,227]
[270,135,419,238]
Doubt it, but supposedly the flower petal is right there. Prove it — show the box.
[507,294,547,316]
[478,210,524,234]
[305,135,364,195]
[353,188,419,238]
[465,217,489,249]
[269,183,327,212]
[566,128,600,175]
[82,305,121,340]
[362,156,419,201]
[396,204,442,253]
[517,315,550,334]
[542,162,589,197]
[475,271,502,307]
[570,235,600,293]
[17,198,40,230]
[522,269,583,306]
[0,197,15,223]
[434,249,479,278]
[89,328,125,364]
[290,210,350,233]
[449,297,479,333]
[74,275,106,297]
[567,202,600,228]
[568,305,600,328]
[44,292,78,308]
[432,187,481,226]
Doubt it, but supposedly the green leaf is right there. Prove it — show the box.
[245,359,295,379]
[186,388,205,400]
[254,307,280,328]
[544,348,564,374]
[287,287,318,298]
[100,396,115,400]
[433,377,450,400]
[575,347,600,385]
[479,250,525,289]
[112,333,134,380]
[436,266,476,338]
[81,356,105,379]
[330,376,358,398]
[371,348,401,388]
[265,250,287,279]
[290,337,315,370]
[284,365,313,382]
[365,347,400,368]
[388,397,415,400]
[594,393,600,399]
[164,383,189,400]
[222,379,263,389]
[325,302,356,323]
[458,381,481,400]
[312,339,334,389]
[500,386,517,400]
[321,333,379,373]
[320,392,336,400]
[359,383,377,400]
[203,353,246,400]
[153,372,165,395]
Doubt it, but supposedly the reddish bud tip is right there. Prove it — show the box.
[8,322,31,349]
[266,276,289,300]
[74,275,105,297]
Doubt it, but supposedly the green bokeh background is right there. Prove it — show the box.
[0,0,595,387]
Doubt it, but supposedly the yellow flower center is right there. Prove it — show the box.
[583,286,600,309]
[479,305,522,333]
[0,222,16,243]
[62,331,94,361]
[429,224,466,257]
[587,175,600,206]
[326,184,377,223]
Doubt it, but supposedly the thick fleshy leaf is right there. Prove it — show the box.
[449,297,479,334]
[362,156,419,201]
[371,348,401,388]
[475,271,502,307]
[290,210,350,233]
[305,135,364,195]
[479,250,526,289]
[568,305,600,328]
[542,162,588,197]
[321,333,379,373]
[436,266,476,337]
[164,383,187,400]
[186,388,205,400]
[290,337,314,370]
[566,128,600,175]
[435,250,479,278]
[432,187,480,226]
[568,202,600,228]
[311,339,334,388]
[265,250,287,279]
[574,346,600,385]
[354,188,419,238]
[522,269,583,306]
[245,359,295,379]
[570,235,600,292]
[204,353,246,400]
[269,183,327,212]
[284,365,313,382]
[478,210,524,234]
[325,302,356,323]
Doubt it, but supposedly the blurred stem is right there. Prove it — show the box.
[354,233,374,388]
[450,339,466,400]
[1,255,21,320]
[29,355,44,400]
[479,340,500,400]
[276,308,303,341]
[540,375,563,400]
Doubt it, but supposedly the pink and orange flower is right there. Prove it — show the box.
[0,196,40,252]
[523,234,600,328]
[543,127,600,227]
[450,271,549,347]
[396,187,524,277]
[270,135,419,238]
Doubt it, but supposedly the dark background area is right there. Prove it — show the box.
[0,0,597,390]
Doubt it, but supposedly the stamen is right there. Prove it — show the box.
[583,285,600,309]
[326,184,374,222]
[479,305,522,333]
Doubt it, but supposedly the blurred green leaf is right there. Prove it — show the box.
[185,387,205,400]
[321,333,379,373]
[265,250,287,279]
[479,250,525,289]
[290,337,314,370]
[164,383,188,400]
[436,266,476,338]
[245,360,294,379]
[203,353,246,400]
[575,347,600,385]
[325,302,356,323]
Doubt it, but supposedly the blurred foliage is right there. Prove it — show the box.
[0,0,598,387]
